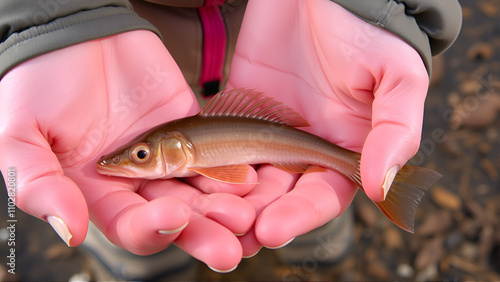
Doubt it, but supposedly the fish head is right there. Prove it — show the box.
[96,131,192,179]
[97,139,167,179]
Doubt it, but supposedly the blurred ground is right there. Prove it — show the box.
[1,0,500,281]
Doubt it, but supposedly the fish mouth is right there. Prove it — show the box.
[96,165,119,175]
[96,162,131,177]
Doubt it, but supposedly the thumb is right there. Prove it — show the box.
[0,137,88,247]
[361,64,430,202]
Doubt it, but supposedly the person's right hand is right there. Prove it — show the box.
[0,30,256,272]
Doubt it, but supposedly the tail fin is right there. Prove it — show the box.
[356,165,442,233]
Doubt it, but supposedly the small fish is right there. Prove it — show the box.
[97,89,442,233]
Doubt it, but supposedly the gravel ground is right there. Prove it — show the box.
[1,0,500,281]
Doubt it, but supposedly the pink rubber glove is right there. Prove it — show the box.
[0,30,256,272]
[227,0,430,256]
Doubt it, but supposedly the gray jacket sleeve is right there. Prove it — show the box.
[332,0,462,75]
[0,0,160,79]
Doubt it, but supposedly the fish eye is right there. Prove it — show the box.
[112,156,121,163]
[130,143,152,164]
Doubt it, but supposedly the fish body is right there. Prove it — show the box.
[97,89,442,232]
[163,115,358,176]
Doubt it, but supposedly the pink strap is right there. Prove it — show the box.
[198,0,227,95]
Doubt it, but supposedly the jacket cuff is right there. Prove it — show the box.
[0,6,160,79]
[331,0,462,76]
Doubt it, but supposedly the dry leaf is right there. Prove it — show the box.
[450,93,500,129]
[431,186,462,211]
[384,227,404,250]
[418,210,453,236]
[478,1,499,17]
[478,225,495,261]
[480,158,499,180]
[414,237,444,271]
[467,42,494,60]
[355,202,379,228]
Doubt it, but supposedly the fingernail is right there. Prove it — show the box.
[242,249,260,259]
[266,237,295,249]
[382,166,399,201]
[208,264,238,273]
[47,216,73,247]
[158,222,188,235]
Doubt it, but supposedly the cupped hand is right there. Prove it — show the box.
[0,30,256,272]
[227,0,429,256]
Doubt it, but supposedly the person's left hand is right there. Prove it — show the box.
[227,0,430,256]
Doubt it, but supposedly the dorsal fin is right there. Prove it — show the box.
[199,88,310,127]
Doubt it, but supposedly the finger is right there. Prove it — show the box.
[238,165,299,254]
[361,55,429,202]
[175,213,242,273]
[87,186,191,255]
[0,136,89,247]
[255,170,356,248]
[140,179,255,235]
[238,229,262,258]
[184,165,258,196]
[244,165,299,214]
[191,193,255,235]
[16,174,88,247]
[113,196,191,255]
[65,164,191,255]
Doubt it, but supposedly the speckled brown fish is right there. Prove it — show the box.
[97,89,442,233]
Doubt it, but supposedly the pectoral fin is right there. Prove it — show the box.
[189,165,255,184]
